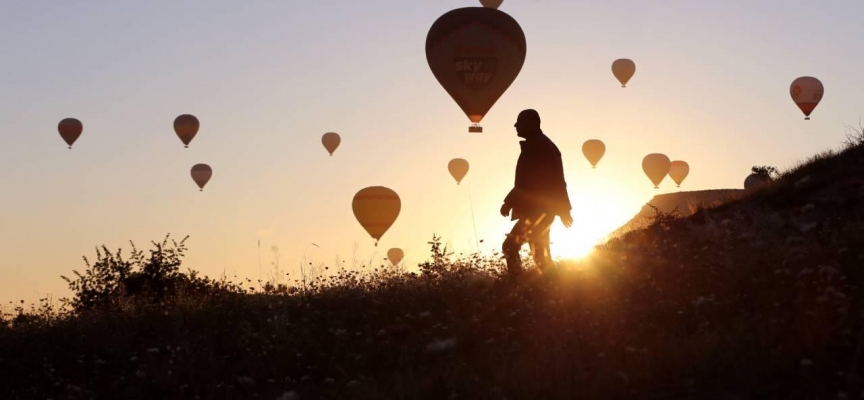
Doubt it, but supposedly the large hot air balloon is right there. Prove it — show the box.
[744,173,771,190]
[174,114,199,148]
[668,161,690,188]
[58,118,83,149]
[191,164,212,191]
[642,153,671,189]
[479,0,503,9]
[790,76,824,120]
[426,7,526,133]
[387,248,404,266]
[448,158,470,184]
[322,132,341,156]
[352,186,401,246]
[582,139,606,168]
[612,59,636,88]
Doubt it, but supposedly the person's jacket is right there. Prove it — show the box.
[503,130,572,221]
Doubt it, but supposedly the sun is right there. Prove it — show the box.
[549,184,641,260]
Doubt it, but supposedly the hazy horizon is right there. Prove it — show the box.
[2,0,863,305]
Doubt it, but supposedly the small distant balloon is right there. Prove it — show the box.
[58,118,83,149]
[668,161,690,188]
[479,0,503,9]
[744,173,770,190]
[790,76,824,120]
[387,248,404,266]
[352,186,401,246]
[426,7,526,132]
[612,59,636,88]
[174,114,199,148]
[448,158,470,184]
[642,153,671,189]
[191,164,212,191]
[582,139,606,168]
[321,132,341,156]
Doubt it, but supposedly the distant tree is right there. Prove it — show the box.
[751,165,779,179]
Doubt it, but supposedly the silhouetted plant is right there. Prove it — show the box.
[843,119,864,148]
[61,234,199,313]
[645,203,681,226]
[751,165,779,179]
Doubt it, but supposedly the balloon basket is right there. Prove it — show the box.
[592,166,596,169]
[805,117,811,120]
[468,125,483,133]
[621,85,626,88]
[185,145,189,148]
[68,146,72,150]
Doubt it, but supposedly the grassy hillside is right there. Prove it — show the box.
[2,137,863,399]
[609,188,743,239]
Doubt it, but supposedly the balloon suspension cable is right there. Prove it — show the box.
[467,186,480,254]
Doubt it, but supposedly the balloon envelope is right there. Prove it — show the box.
[58,118,83,149]
[790,76,824,120]
[479,0,503,9]
[582,139,606,168]
[352,187,401,245]
[642,153,671,189]
[426,7,526,132]
[668,161,690,187]
[448,158,470,184]
[387,248,404,266]
[191,164,212,191]
[612,59,636,87]
[174,114,199,148]
[322,132,341,156]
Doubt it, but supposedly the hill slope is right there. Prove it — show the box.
[1,142,863,399]
[610,188,743,238]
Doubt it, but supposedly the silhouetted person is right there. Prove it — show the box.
[501,109,573,276]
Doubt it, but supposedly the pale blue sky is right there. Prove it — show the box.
[1,0,862,304]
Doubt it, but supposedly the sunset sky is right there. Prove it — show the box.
[1,0,863,305]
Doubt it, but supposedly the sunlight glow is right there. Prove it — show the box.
[549,179,641,260]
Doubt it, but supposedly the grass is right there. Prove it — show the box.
[2,138,864,399]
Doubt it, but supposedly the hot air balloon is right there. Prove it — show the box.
[387,248,404,266]
[642,153,671,189]
[58,118,83,149]
[612,59,636,88]
[352,186,401,246]
[790,76,824,120]
[321,132,341,156]
[582,139,606,168]
[174,114,199,148]
[668,161,690,188]
[191,164,212,191]
[426,7,526,133]
[479,0,503,9]
[448,158,470,184]
[744,173,771,190]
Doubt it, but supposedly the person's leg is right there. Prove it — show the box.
[502,219,530,276]
[529,214,554,271]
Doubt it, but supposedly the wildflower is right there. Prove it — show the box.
[426,338,457,352]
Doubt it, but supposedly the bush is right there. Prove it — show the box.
[61,234,216,313]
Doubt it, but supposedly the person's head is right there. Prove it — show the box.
[514,109,541,138]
